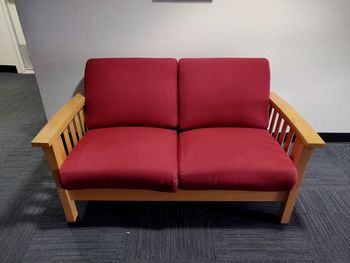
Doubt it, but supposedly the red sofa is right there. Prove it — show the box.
[32,58,325,224]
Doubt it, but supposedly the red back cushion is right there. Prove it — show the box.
[179,58,270,130]
[85,58,178,129]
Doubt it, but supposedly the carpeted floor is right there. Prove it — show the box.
[0,73,349,263]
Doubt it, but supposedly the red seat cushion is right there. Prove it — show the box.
[59,127,178,191]
[179,128,297,191]
[179,58,270,130]
[85,58,178,129]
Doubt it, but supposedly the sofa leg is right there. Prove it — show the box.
[41,145,78,222]
[57,188,78,222]
[279,189,299,224]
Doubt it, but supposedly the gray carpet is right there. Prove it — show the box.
[0,73,349,263]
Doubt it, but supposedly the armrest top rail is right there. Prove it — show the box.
[270,92,325,148]
[32,94,85,147]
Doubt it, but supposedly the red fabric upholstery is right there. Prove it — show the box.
[59,127,178,191]
[179,58,270,130]
[179,128,297,191]
[85,58,178,129]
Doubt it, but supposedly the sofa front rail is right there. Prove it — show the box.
[32,92,324,224]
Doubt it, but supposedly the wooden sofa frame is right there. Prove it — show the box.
[32,92,325,224]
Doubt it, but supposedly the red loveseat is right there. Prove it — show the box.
[32,58,325,224]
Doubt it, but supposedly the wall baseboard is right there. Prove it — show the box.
[318,133,350,142]
[0,65,18,73]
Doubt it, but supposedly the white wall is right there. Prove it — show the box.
[16,0,350,132]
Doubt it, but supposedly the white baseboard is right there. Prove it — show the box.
[21,69,34,74]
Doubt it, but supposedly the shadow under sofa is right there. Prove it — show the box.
[32,58,325,224]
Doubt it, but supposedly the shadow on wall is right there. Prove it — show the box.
[74,78,84,96]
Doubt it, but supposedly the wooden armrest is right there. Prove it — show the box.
[32,94,85,147]
[270,92,325,148]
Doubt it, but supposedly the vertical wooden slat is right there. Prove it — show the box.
[290,136,304,163]
[283,130,294,154]
[69,121,78,146]
[57,136,67,162]
[79,110,86,133]
[288,134,297,156]
[268,105,273,119]
[269,111,278,134]
[278,122,288,145]
[62,128,72,153]
[273,117,283,139]
[74,115,83,140]
[268,108,274,130]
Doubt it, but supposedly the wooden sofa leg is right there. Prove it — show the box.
[57,188,78,222]
[42,145,78,222]
[279,188,299,224]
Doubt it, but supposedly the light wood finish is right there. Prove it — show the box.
[62,128,73,153]
[279,139,314,224]
[283,130,294,154]
[57,136,68,163]
[74,115,83,139]
[270,92,325,223]
[273,117,283,139]
[31,92,324,224]
[43,142,78,222]
[79,109,86,134]
[69,189,288,202]
[31,94,85,222]
[278,121,288,145]
[270,92,325,147]
[69,121,78,146]
[268,109,278,134]
[31,93,85,147]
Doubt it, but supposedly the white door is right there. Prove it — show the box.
[0,0,32,73]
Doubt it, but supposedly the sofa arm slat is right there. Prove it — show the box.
[270,92,325,148]
[31,94,85,147]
